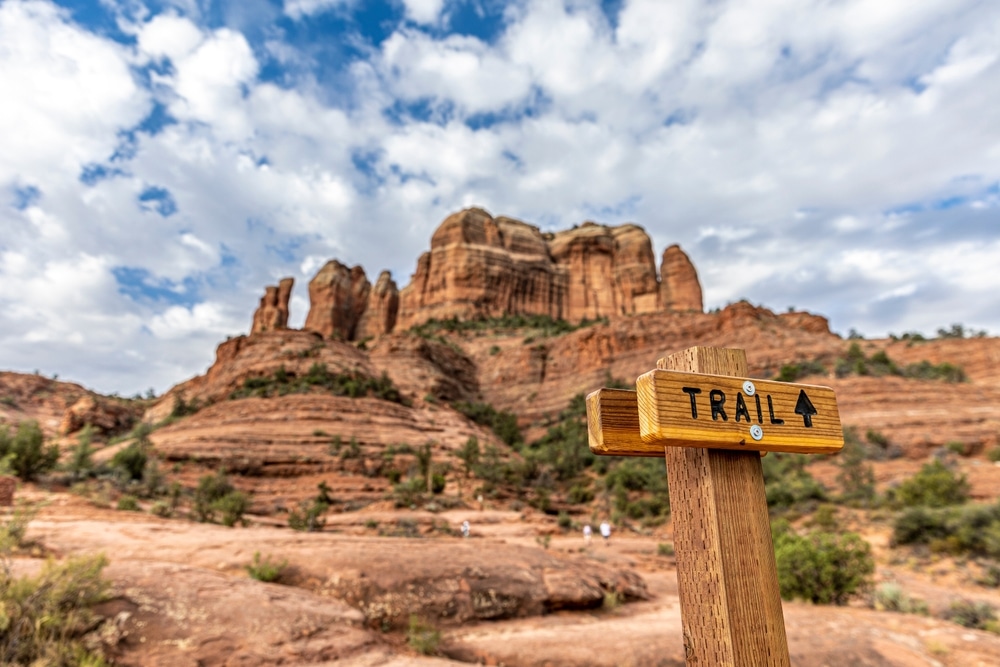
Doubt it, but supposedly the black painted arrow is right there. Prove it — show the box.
[795,390,817,428]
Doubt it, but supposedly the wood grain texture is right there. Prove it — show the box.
[636,370,843,454]
[660,347,791,667]
[586,388,664,457]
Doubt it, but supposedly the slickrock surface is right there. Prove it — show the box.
[250,277,294,334]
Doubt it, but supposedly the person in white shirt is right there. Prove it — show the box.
[599,521,611,545]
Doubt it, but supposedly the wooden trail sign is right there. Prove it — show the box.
[586,347,843,667]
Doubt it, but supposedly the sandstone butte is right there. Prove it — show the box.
[250,207,704,340]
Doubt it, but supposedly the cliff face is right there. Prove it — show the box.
[392,208,698,333]
[259,208,703,341]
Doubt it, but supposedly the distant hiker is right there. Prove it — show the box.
[600,521,611,545]
[461,520,470,538]
[583,524,592,544]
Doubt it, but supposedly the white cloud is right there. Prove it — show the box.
[401,0,444,25]
[137,11,203,61]
[283,0,351,21]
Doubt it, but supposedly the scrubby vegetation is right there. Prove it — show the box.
[762,453,826,510]
[452,400,522,447]
[773,345,966,383]
[193,470,249,527]
[410,313,608,339]
[1,503,112,666]
[772,519,874,605]
[230,362,406,404]
[0,420,59,481]
[246,551,288,583]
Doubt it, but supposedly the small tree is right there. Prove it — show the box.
[773,521,874,605]
[0,420,59,481]
[65,425,96,481]
[457,436,480,478]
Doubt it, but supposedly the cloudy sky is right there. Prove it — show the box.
[2,0,998,396]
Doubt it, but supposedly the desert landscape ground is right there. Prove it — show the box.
[3,209,1000,666]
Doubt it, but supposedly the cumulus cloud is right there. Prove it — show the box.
[2,0,1000,394]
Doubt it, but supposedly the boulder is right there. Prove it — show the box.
[59,394,137,436]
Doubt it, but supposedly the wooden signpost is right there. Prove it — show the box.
[586,347,843,666]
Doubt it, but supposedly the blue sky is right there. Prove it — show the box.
[1,0,999,395]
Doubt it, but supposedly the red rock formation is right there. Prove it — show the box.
[660,244,703,312]
[355,271,399,341]
[398,209,566,327]
[59,394,137,435]
[304,261,371,340]
[397,210,673,331]
[250,277,294,334]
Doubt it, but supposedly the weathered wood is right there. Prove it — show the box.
[636,370,842,454]
[659,347,790,667]
[586,388,663,457]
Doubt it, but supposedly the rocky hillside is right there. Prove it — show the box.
[6,207,1000,666]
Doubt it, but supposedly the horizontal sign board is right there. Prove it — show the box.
[634,370,843,454]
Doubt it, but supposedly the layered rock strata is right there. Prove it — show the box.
[262,208,704,342]
[250,277,294,333]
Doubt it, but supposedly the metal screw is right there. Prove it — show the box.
[750,425,764,441]
[742,380,756,396]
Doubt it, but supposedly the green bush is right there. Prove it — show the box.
[894,460,969,508]
[772,522,874,605]
[774,360,826,382]
[230,364,406,404]
[763,453,827,510]
[65,425,96,481]
[288,498,328,532]
[111,441,148,482]
[836,438,876,506]
[453,400,522,447]
[193,470,249,526]
[944,599,998,631]
[0,420,59,481]
[246,551,287,583]
[988,447,1000,463]
[872,582,928,615]
[116,494,141,511]
[657,542,675,557]
[892,502,1000,558]
[0,553,111,665]
[406,615,441,655]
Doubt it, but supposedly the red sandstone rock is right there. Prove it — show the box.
[59,394,137,436]
[250,277,294,334]
[356,271,399,341]
[304,261,371,340]
[660,244,703,312]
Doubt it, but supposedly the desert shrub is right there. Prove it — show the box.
[772,521,874,605]
[406,615,441,655]
[392,477,426,508]
[987,447,1000,463]
[150,500,171,518]
[894,460,969,508]
[0,420,59,481]
[557,511,572,530]
[111,440,148,482]
[0,554,112,665]
[65,425,96,481]
[455,436,480,477]
[775,360,826,382]
[0,501,39,552]
[944,599,999,631]
[170,394,201,418]
[193,470,249,526]
[657,542,675,557]
[837,438,876,506]
[230,364,406,404]
[288,498,328,532]
[872,582,928,615]
[892,502,1000,558]
[763,453,827,510]
[567,482,594,504]
[431,472,446,494]
[452,400,522,447]
[604,457,670,523]
[116,494,141,511]
[246,551,287,583]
